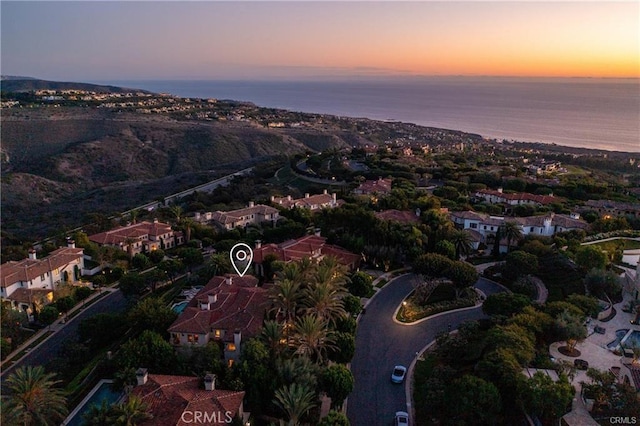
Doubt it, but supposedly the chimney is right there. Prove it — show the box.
[570,212,580,220]
[270,196,275,202]
[305,193,310,198]
[195,212,201,220]
[225,275,233,286]
[208,293,217,304]
[233,331,242,349]
[67,239,76,249]
[153,218,158,223]
[314,228,321,237]
[287,195,292,201]
[199,299,210,310]
[497,187,503,193]
[255,240,262,249]
[323,189,328,195]
[248,201,255,208]
[332,193,337,202]
[28,249,37,260]
[136,368,148,386]
[204,373,216,391]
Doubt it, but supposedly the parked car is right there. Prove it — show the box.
[391,365,407,384]
[574,359,589,370]
[395,411,409,426]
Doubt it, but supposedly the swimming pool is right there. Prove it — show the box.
[63,380,122,426]
[622,330,640,350]
[607,329,629,351]
[172,300,189,313]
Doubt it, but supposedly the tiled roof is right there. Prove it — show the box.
[375,210,420,224]
[0,247,84,288]
[131,374,245,426]
[253,235,360,267]
[8,288,53,303]
[168,275,269,339]
[272,193,336,209]
[476,189,559,205]
[210,205,278,225]
[355,178,393,194]
[89,221,173,245]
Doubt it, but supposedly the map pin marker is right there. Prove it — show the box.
[230,243,253,277]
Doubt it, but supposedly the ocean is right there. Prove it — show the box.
[102,77,640,153]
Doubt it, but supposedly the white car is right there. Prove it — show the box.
[391,365,407,384]
[395,411,409,426]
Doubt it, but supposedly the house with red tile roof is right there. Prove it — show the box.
[196,202,279,230]
[130,369,246,426]
[374,209,421,225]
[168,275,269,363]
[88,219,182,256]
[271,190,341,211]
[353,177,393,196]
[0,240,84,315]
[252,234,361,274]
[474,188,560,206]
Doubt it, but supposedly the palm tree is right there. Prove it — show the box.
[269,279,303,333]
[276,357,319,390]
[261,320,286,358]
[273,383,317,426]
[277,262,304,286]
[303,282,347,324]
[111,395,151,426]
[449,229,473,260]
[3,365,68,426]
[503,221,523,252]
[292,314,336,363]
[82,399,115,426]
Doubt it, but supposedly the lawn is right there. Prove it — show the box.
[590,238,640,252]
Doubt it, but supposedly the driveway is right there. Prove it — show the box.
[347,275,505,426]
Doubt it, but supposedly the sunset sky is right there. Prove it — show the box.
[2,1,638,80]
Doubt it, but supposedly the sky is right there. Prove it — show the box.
[1,1,638,81]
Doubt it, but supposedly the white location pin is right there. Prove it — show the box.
[229,243,253,277]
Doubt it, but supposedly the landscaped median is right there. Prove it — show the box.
[396,284,478,323]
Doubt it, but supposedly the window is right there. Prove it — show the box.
[483,225,487,230]
[214,330,221,338]
[40,274,45,281]
[227,343,237,351]
[187,334,199,344]
[530,227,534,232]
[470,223,477,229]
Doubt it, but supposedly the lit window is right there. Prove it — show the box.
[214,330,221,338]
[227,343,237,351]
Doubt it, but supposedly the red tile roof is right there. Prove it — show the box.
[0,247,84,288]
[272,193,337,209]
[168,275,269,339]
[131,374,245,426]
[476,189,560,205]
[88,221,173,246]
[355,178,393,195]
[253,235,360,268]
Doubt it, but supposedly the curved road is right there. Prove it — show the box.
[347,275,506,426]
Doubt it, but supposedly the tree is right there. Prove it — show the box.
[303,282,347,325]
[434,239,456,260]
[176,247,204,271]
[566,294,600,318]
[131,253,151,270]
[503,221,523,252]
[447,261,479,296]
[519,372,574,424]
[442,375,502,426]
[293,315,336,363]
[3,365,68,425]
[342,294,362,316]
[157,259,184,285]
[505,251,539,278]
[55,296,76,315]
[237,339,276,418]
[270,279,303,326]
[82,398,115,425]
[180,341,224,378]
[544,301,585,320]
[79,313,128,352]
[74,286,92,301]
[276,356,319,390]
[575,245,607,271]
[111,394,152,426]
[555,310,587,353]
[448,229,473,259]
[320,364,354,409]
[483,293,532,318]
[347,271,373,297]
[116,330,176,374]
[147,248,165,264]
[318,410,350,426]
[118,273,147,297]
[412,253,453,278]
[485,324,535,366]
[38,305,59,325]
[585,268,622,299]
[328,331,356,364]
[273,383,317,426]
[128,297,178,338]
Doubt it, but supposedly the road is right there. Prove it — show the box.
[1,290,128,379]
[347,275,505,426]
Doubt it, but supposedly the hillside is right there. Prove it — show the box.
[0,78,149,94]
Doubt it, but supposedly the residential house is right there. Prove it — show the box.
[88,220,182,256]
[374,209,421,225]
[199,202,279,230]
[168,274,269,363]
[0,240,84,315]
[474,188,559,206]
[584,199,640,219]
[271,190,341,211]
[130,369,246,426]
[353,177,393,196]
[252,234,361,274]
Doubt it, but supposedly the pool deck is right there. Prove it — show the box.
[550,296,640,387]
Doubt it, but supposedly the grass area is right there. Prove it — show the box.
[564,165,591,176]
[397,288,477,323]
[375,278,388,288]
[590,238,640,251]
[413,354,437,425]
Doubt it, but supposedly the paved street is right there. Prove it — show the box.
[1,289,128,379]
[347,275,505,426]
